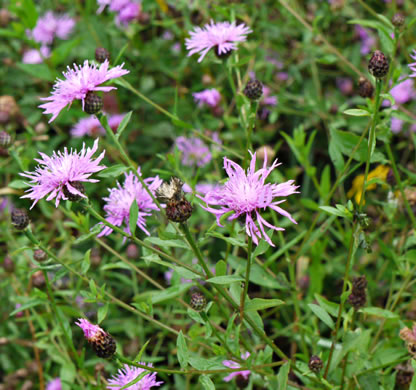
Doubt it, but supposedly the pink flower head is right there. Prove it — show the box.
[222,352,251,382]
[175,136,212,167]
[116,2,141,25]
[193,89,221,108]
[22,46,51,64]
[390,78,416,105]
[391,117,404,133]
[197,150,299,246]
[107,363,163,390]
[20,139,106,209]
[354,25,376,55]
[46,378,62,390]
[97,0,112,13]
[71,113,125,138]
[31,11,75,45]
[261,86,278,106]
[76,318,106,340]
[98,168,162,237]
[39,60,129,123]
[185,20,252,62]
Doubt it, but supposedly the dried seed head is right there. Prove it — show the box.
[358,77,374,98]
[156,177,184,202]
[33,249,47,262]
[166,199,193,223]
[95,47,110,63]
[368,51,389,78]
[243,80,263,100]
[190,291,206,311]
[63,181,86,202]
[84,92,103,115]
[308,355,323,373]
[0,131,11,148]
[11,208,29,230]
[392,13,405,28]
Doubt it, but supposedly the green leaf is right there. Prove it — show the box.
[81,249,91,274]
[145,237,189,249]
[177,331,189,369]
[133,339,151,363]
[129,200,139,237]
[17,63,55,82]
[150,284,191,304]
[276,361,290,389]
[244,298,284,312]
[199,375,215,390]
[215,260,227,277]
[360,307,398,319]
[97,303,109,324]
[98,164,129,178]
[8,179,30,189]
[206,275,244,285]
[116,111,133,140]
[314,294,339,317]
[89,280,97,296]
[308,303,335,329]
[206,232,246,247]
[10,299,45,316]
[343,109,370,117]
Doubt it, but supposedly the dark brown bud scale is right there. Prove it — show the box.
[395,363,414,386]
[190,292,206,312]
[347,292,366,309]
[166,199,193,223]
[244,80,263,100]
[33,249,47,262]
[11,208,29,230]
[358,77,374,98]
[392,13,405,28]
[95,47,110,63]
[84,92,103,115]
[352,275,367,291]
[308,355,323,373]
[63,181,86,202]
[368,51,389,78]
[90,330,116,358]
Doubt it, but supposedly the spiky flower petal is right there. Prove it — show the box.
[107,363,163,390]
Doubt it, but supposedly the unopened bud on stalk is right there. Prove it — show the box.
[95,47,110,63]
[357,77,374,98]
[190,291,207,311]
[392,13,405,28]
[11,208,29,230]
[243,80,263,100]
[308,355,323,373]
[33,249,47,262]
[368,51,389,79]
[84,92,103,115]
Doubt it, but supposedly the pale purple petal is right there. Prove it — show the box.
[107,363,163,390]
[193,89,221,108]
[175,136,212,167]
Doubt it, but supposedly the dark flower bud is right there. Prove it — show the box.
[190,291,207,311]
[395,362,414,386]
[358,77,374,98]
[33,249,47,262]
[3,256,14,273]
[190,10,203,25]
[392,13,405,28]
[11,208,29,230]
[31,270,45,288]
[63,181,85,202]
[368,51,389,79]
[347,292,366,310]
[236,374,250,388]
[352,275,367,292]
[95,47,110,63]
[84,92,103,115]
[308,355,323,373]
[166,199,193,223]
[243,80,263,100]
[0,131,11,148]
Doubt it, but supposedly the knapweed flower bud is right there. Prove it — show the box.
[395,362,414,386]
[0,131,11,148]
[62,181,85,202]
[348,275,367,310]
[352,275,367,291]
[308,355,323,373]
[368,51,389,78]
[95,47,110,63]
[3,256,14,273]
[33,249,47,262]
[400,324,416,359]
[358,77,374,98]
[84,92,103,115]
[243,80,263,100]
[31,270,45,288]
[236,374,250,389]
[76,318,116,358]
[166,199,193,223]
[392,13,405,28]
[190,291,206,311]
[11,208,29,230]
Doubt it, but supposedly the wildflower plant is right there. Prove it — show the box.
[4,1,416,390]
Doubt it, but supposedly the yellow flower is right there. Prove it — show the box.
[347,165,389,204]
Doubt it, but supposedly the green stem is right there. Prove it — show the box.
[240,237,252,322]
[341,311,356,390]
[323,222,358,378]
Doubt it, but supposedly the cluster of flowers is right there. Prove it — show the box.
[23,11,75,64]
[97,0,142,26]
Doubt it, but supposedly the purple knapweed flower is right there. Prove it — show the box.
[98,168,162,237]
[39,60,129,123]
[30,11,75,45]
[46,378,62,390]
[391,117,404,133]
[355,25,376,55]
[116,2,141,25]
[20,139,106,209]
[22,46,51,64]
[222,352,251,382]
[185,20,252,62]
[71,113,125,137]
[390,78,416,105]
[76,318,105,340]
[193,89,221,108]
[175,136,212,167]
[107,363,163,390]
[261,86,278,106]
[197,150,299,246]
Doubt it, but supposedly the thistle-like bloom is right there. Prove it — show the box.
[390,78,416,105]
[193,89,221,108]
[98,168,161,237]
[175,136,212,167]
[222,352,251,382]
[198,150,299,246]
[107,364,163,390]
[30,11,75,45]
[185,20,252,62]
[46,378,62,390]
[39,60,129,123]
[71,113,125,137]
[22,46,51,64]
[20,139,105,209]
